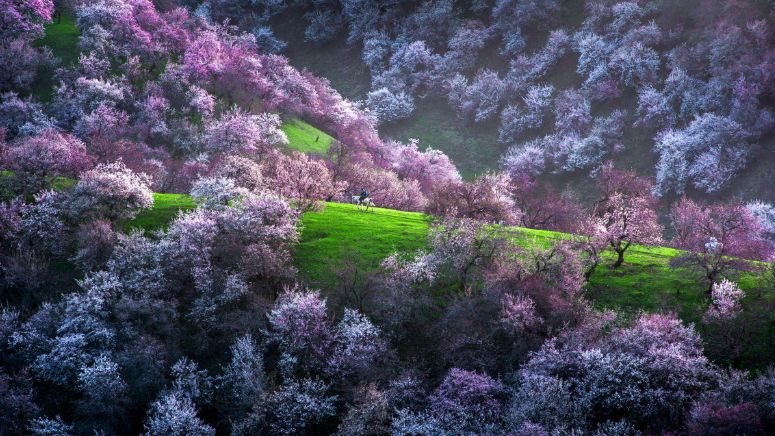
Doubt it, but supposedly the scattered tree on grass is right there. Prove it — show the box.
[669,197,771,293]
[271,151,344,212]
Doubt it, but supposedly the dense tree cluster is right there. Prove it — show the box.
[0,0,461,212]
[192,0,775,194]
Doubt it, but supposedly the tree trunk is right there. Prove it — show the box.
[705,270,717,295]
[584,261,598,280]
[613,249,625,268]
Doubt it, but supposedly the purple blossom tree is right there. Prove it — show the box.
[3,129,92,194]
[71,161,154,222]
[267,286,333,374]
[670,198,772,293]
[327,308,386,378]
[203,108,287,156]
[428,368,506,428]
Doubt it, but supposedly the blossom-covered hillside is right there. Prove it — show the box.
[1,0,775,434]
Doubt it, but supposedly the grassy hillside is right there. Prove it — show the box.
[123,196,775,368]
[298,204,774,368]
[123,193,196,233]
[295,202,431,288]
[37,16,80,66]
[33,16,80,101]
[281,118,335,154]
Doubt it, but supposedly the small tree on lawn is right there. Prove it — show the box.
[593,165,662,268]
[595,192,662,268]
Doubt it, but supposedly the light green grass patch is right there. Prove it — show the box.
[295,202,432,288]
[281,119,335,154]
[123,193,196,233]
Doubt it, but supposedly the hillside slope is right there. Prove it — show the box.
[127,197,775,368]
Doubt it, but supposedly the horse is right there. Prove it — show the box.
[351,195,361,205]
[359,198,376,212]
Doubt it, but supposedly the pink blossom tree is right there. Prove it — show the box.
[704,279,745,322]
[212,155,264,191]
[71,161,154,222]
[3,130,92,194]
[669,197,771,293]
[86,138,169,190]
[203,108,287,156]
[0,0,53,40]
[500,293,542,333]
[384,139,460,193]
[595,192,662,268]
[270,151,344,212]
[506,174,581,232]
[426,173,514,224]
[594,165,662,268]
[344,165,426,212]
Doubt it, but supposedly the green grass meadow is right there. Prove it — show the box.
[294,202,431,288]
[32,15,80,101]
[123,193,196,233]
[281,118,335,154]
[37,15,80,66]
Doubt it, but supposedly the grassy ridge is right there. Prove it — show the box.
[294,204,775,368]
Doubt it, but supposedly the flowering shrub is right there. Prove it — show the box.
[71,161,154,222]
[704,279,745,322]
